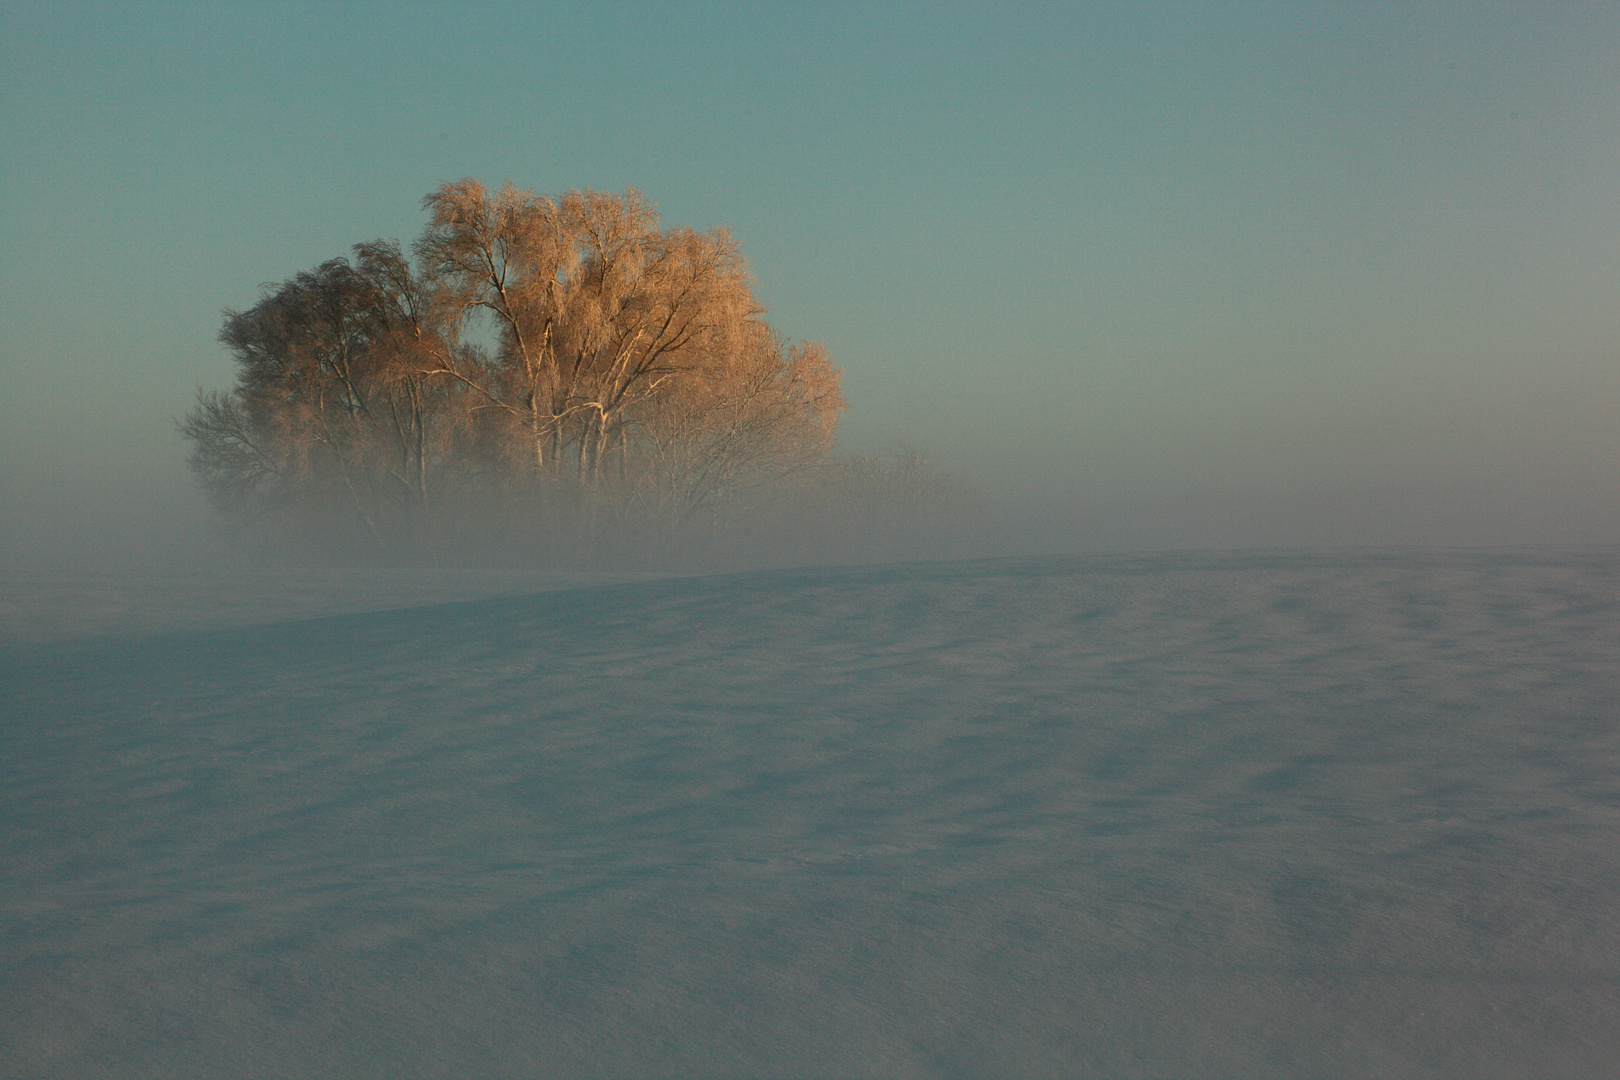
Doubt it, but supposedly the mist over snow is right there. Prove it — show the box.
[7,3,1620,1075]
[4,549,1618,1077]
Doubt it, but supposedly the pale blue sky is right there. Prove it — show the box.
[4,1,1619,557]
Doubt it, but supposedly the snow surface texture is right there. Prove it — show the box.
[3,550,1618,1078]
[0,566,644,645]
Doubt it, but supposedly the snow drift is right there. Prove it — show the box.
[3,549,1618,1077]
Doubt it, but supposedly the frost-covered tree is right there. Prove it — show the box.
[181,245,463,544]
[181,180,845,556]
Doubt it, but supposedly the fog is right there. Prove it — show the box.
[5,4,1620,1075]
[2,455,1615,585]
[7,5,1620,580]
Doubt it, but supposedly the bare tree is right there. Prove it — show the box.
[629,335,844,527]
[414,180,575,472]
[414,181,770,486]
[182,245,461,546]
[182,180,849,560]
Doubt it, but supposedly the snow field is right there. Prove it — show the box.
[2,550,1617,1077]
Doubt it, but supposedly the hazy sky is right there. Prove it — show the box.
[4,0,1619,559]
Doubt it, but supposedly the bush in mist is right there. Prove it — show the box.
[181,181,975,567]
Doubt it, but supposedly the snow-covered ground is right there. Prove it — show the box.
[3,549,1618,1077]
[0,565,648,645]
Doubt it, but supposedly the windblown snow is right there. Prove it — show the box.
[3,550,1618,1078]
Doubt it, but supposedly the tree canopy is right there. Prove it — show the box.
[182,181,847,561]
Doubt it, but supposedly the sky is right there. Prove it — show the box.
[3,0,1620,561]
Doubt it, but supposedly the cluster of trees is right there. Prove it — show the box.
[182,181,852,561]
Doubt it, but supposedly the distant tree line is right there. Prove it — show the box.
[182,180,976,565]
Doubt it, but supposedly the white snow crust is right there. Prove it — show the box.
[2,549,1618,1077]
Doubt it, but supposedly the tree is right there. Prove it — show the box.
[413,181,767,491]
[181,180,847,559]
[630,336,844,526]
[181,246,464,546]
